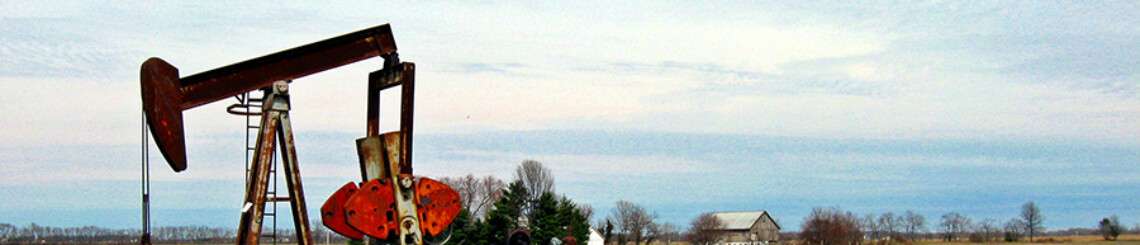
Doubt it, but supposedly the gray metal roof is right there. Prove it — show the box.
[711,210,778,230]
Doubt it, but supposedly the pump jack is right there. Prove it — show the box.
[139,24,461,245]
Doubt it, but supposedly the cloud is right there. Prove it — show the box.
[441,63,527,74]
[0,18,138,79]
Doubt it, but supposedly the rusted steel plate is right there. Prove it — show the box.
[344,179,399,240]
[414,177,461,236]
[139,58,187,171]
[321,182,364,240]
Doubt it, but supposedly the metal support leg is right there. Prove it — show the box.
[237,81,314,245]
[238,107,279,244]
[278,112,314,245]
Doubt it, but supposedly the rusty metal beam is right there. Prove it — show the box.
[141,24,398,172]
[364,63,415,174]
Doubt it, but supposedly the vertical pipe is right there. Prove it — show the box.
[140,109,151,244]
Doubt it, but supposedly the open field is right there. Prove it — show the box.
[140,235,1140,245]
[915,235,1140,245]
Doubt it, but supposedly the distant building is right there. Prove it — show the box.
[710,210,781,245]
[587,228,604,245]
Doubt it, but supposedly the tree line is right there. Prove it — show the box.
[441,159,592,244]
[0,223,238,243]
[443,161,689,245]
[792,201,1136,245]
[7,175,1139,245]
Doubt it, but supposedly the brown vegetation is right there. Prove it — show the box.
[800,207,863,245]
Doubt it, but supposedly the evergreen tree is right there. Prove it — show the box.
[532,192,562,243]
[448,209,477,244]
[557,196,590,242]
[484,180,527,244]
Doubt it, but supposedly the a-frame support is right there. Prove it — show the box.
[236,81,314,245]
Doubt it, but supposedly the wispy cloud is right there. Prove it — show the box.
[0,18,138,79]
[442,62,527,74]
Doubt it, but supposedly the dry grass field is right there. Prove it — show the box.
[912,234,1140,245]
[153,235,1140,245]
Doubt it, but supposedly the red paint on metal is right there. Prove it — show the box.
[344,179,399,240]
[320,182,364,240]
[414,177,461,236]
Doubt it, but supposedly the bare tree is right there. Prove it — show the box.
[1099,215,1123,241]
[610,200,655,245]
[603,218,615,244]
[0,223,14,240]
[476,175,506,217]
[644,222,661,245]
[878,212,900,239]
[971,218,1000,242]
[940,212,971,241]
[439,174,505,220]
[687,212,724,245]
[800,207,863,245]
[658,223,679,245]
[1020,201,1044,242]
[578,203,594,222]
[515,159,554,218]
[1003,218,1025,242]
[902,210,926,241]
[861,213,880,241]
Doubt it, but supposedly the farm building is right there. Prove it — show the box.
[711,210,781,245]
[587,228,604,245]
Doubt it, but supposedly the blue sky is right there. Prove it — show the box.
[1,1,1138,231]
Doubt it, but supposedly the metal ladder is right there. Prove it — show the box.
[231,90,280,244]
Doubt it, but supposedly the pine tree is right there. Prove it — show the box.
[557,196,590,242]
[448,209,474,243]
[532,192,562,243]
[484,180,527,244]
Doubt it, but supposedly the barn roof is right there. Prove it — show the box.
[711,210,780,230]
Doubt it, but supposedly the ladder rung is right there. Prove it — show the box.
[270,196,291,202]
[264,212,275,217]
[247,125,260,129]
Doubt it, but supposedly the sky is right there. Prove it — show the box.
[1,1,1138,232]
